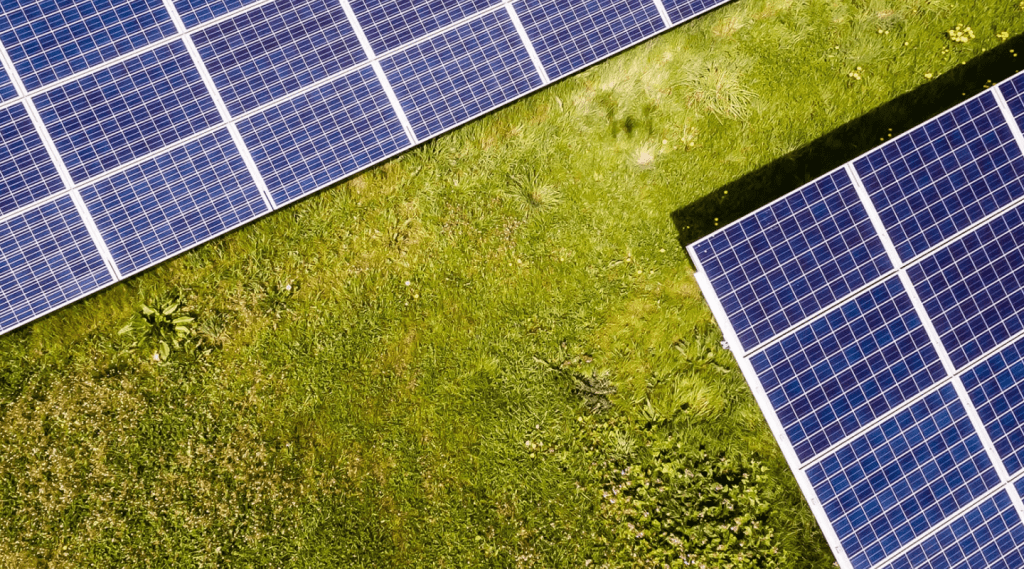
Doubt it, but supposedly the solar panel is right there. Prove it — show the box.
[33,40,221,182]
[192,0,367,116]
[690,77,1024,568]
[0,0,177,90]
[807,383,1000,568]
[750,276,947,463]
[690,167,893,352]
[908,203,1024,370]
[380,8,543,140]
[852,91,1024,264]
[239,65,411,206]
[0,0,735,329]
[349,0,502,56]
[79,128,268,276]
[0,194,112,329]
[511,0,666,81]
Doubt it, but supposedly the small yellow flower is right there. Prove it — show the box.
[947,25,975,44]
[924,73,933,79]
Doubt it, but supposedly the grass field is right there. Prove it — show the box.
[2,0,1024,566]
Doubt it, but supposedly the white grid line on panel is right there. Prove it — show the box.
[339,0,379,57]
[369,61,418,144]
[161,0,189,34]
[691,268,854,569]
[68,190,122,280]
[0,39,120,282]
[0,0,281,116]
[225,124,276,210]
[505,3,551,85]
[951,375,1013,483]
[994,86,1024,157]
[650,0,674,28]
[1007,477,1024,522]
[845,163,903,268]
[896,269,956,375]
[338,0,419,143]
[168,2,278,211]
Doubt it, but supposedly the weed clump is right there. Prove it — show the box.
[118,296,209,361]
[578,416,784,568]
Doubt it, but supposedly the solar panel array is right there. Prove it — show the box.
[689,74,1024,568]
[0,0,732,333]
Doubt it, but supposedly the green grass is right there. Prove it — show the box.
[2,0,1024,566]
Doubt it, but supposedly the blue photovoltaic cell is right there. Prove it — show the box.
[239,66,410,206]
[750,277,947,463]
[807,383,1000,569]
[960,334,1024,476]
[0,0,176,91]
[79,129,268,276]
[908,202,1024,370]
[0,103,64,216]
[193,0,366,117]
[882,491,1024,569]
[34,40,221,183]
[349,0,501,56]
[691,168,892,352]
[853,92,1024,263]
[0,66,18,102]
[660,0,730,24]
[0,194,112,331]
[381,9,542,140]
[513,0,665,81]
[172,0,260,28]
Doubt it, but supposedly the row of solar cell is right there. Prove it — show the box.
[0,0,700,108]
[7,0,683,215]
